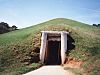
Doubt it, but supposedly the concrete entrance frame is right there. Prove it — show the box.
[40,31,69,65]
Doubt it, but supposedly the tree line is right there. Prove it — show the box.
[0,22,18,34]
[93,24,100,27]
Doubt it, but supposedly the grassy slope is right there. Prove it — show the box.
[0,18,100,75]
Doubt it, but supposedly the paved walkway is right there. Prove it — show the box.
[23,66,74,75]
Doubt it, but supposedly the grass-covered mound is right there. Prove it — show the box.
[0,18,100,75]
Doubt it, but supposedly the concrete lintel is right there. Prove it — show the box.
[41,31,69,34]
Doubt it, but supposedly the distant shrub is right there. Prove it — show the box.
[93,24,100,27]
[0,22,18,34]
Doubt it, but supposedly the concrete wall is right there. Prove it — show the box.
[40,32,47,62]
[61,32,67,64]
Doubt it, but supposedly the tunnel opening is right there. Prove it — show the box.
[44,41,61,65]
[40,31,69,65]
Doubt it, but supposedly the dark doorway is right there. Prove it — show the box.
[44,41,61,65]
[66,34,75,56]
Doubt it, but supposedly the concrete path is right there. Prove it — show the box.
[23,66,74,75]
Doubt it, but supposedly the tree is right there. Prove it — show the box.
[98,24,100,27]
[11,25,17,30]
[93,24,100,28]
[0,22,10,34]
[93,24,97,27]
[0,22,18,34]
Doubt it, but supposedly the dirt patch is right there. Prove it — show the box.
[63,58,86,75]
[64,58,83,68]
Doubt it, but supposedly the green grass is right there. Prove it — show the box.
[0,18,100,75]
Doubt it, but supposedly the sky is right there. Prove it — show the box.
[0,0,100,28]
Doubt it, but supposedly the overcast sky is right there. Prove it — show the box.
[0,0,100,28]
